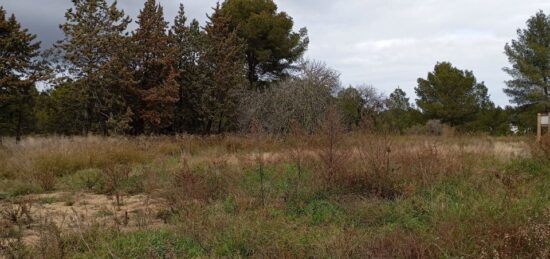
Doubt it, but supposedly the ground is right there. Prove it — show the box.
[0,134,549,258]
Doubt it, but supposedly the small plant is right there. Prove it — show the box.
[318,106,348,189]
[33,170,57,192]
[358,133,401,199]
[1,199,33,225]
[104,164,130,207]
[250,117,267,207]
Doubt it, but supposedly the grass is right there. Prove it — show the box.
[0,133,548,258]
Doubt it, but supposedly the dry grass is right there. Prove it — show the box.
[0,133,547,258]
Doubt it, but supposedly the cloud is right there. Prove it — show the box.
[4,0,550,106]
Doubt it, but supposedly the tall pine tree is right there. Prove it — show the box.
[170,5,209,134]
[54,0,131,134]
[130,0,178,134]
[504,11,550,111]
[203,5,246,134]
[0,7,42,142]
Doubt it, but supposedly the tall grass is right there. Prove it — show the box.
[1,133,548,258]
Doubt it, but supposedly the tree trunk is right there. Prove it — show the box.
[247,52,258,89]
[15,106,22,144]
[217,111,224,134]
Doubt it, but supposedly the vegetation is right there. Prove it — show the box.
[4,2,550,138]
[0,133,548,258]
[415,62,492,127]
[2,1,550,257]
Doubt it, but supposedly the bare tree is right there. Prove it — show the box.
[241,59,341,134]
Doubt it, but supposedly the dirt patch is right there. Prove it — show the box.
[0,192,167,246]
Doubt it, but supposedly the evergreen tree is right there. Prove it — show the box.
[382,88,422,134]
[130,0,178,134]
[170,5,209,133]
[203,5,246,134]
[0,7,42,142]
[387,88,410,111]
[34,81,86,135]
[336,87,364,130]
[415,62,492,126]
[504,11,550,110]
[54,0,131,134]
[220,0,309,89]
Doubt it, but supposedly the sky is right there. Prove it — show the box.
[3,0,550,107]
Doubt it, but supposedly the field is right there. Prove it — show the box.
[1,133,549,258]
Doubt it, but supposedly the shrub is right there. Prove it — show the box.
[318,106,349,188]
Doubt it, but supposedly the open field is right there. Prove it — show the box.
[0,134,549,258]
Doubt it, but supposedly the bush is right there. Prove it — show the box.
[406,119,454,136]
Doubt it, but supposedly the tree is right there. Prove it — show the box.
[244,60,339,134]
[130,0,178,134]
[0,7,42,142]
[337,87,364,130]
[504,11,550,110]
[220,0,309,88]
[170,5,209,134]
[203,5,247,134]
[380,88,423,134]
[387,88,410,111]
[34,81,86,135]
[54,0,131,134]
[415,62,492,126]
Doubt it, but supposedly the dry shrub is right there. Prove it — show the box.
[532,134,550,162]
[393,140,466,195]
[324,133,400,199]
[318,106,349,188]
[104,164,130,206]
[478,209,550,258]
[0,238,29,259]
[1,199,33,225]
[32,170,57,191]
[334,134,465,199]
[35,223,65,258]
[164,157,229,212]
[355,134,402,199]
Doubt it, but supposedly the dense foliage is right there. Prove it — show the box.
[2,3,550,139]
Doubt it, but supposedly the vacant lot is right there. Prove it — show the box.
[1,134,549,258]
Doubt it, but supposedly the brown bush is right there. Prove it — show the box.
[356,134,402,199]
[163,157,229,213]
[104,164,130,206]
[318,106,349,188]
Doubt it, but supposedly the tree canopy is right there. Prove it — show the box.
[0,7,41,141]
[504,10,550,110]
[415,62,492,126]
[220,0,309,89]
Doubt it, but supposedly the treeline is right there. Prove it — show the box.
[1,1,550,139]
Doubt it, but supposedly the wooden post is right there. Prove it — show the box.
[537,113,542,142]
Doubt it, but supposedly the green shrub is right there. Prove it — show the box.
[60,169,105,192]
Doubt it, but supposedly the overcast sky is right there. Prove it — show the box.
[3,0,550,106]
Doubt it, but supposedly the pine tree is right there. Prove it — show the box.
[203,5,247,134]
[54,0,131,134]
[170,5,210,133]
[220,0,309,89]
[130,0,178,134]
[0,7,42,142]
[415,62,492,126]
[387,88,410,111]
[504,11,550,110]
